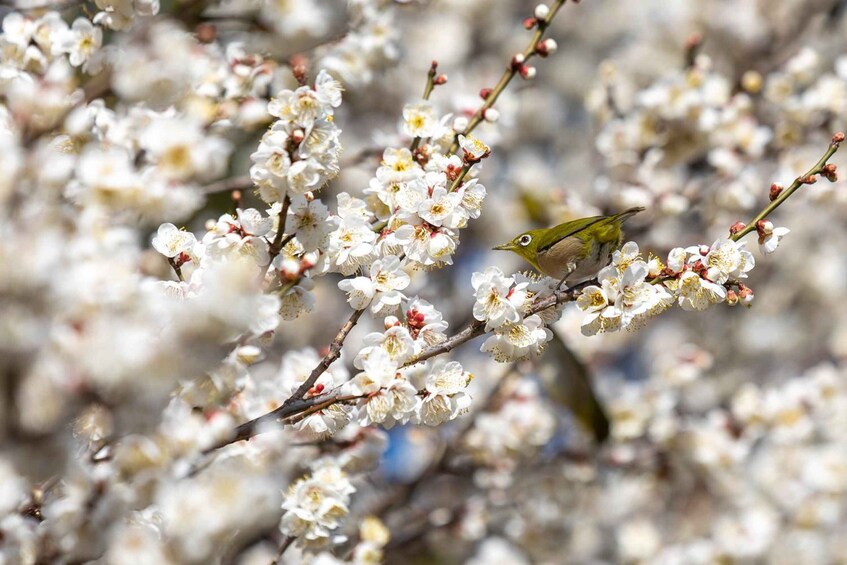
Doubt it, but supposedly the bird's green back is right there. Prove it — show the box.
[535,215,608,252]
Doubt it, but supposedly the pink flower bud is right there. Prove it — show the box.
[725,289,739,306]
[536,38,558,57]
[434,74,448,85]
[520,65,537,79]
[523,17,537,29]
[479,87,492,99]
[511,53,526,69]
[729,222,746,236]
[756,219,773,236]
[833,132,845,144]
[768,183,783,201]
[384,316,400,329]
[291,129,305,143]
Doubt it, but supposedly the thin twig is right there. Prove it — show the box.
[271,536,296,564]
[447,0,569,155]
[202,175,253,195]
[731,134,843,242]
[403,279,595,367]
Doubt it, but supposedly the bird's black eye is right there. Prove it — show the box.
[518,234,532,246]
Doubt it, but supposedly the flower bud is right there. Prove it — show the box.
[756,219,774,236]
[729,222,746,236]
[291,129,305,144]
[511,53,526,69]
[534,3,550,19]
[236,345,263,365]
[725,289,739,306]
[452,116,469,133]
[833,132,845,144]
[483,108,500,123]
[799,175,817,185]
[822,163,838,182]
[280,258,300,280]
[520,65,537,79]
[384,316,400,329]
[536,38,558,57]
[479,87,492,100]
[433,74,448,85]
[738,286,754,305]
[304,190,315,202]
[769,183,783,201]
[523,16,537,30]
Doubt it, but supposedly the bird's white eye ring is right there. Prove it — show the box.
[518,234,532,246]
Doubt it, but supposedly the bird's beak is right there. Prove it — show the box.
[492,243,513,251]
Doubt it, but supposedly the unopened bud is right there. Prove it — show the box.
[729,222,746,235]
[738,286,754,305]
[301,251,318,268]
[232,190,242,202]
[452,116,469,133]
[536,38,558,57]
[768,183,783,201]
[833,132,845,144]
[725,289,739,306]
[523,16,537,30]
[698,245,710,256]
[799,175,817,185]
[511,53,526,69]
[822,163,838,182]
[483,108,500,123]
[479,87,492,100]
[196,22,217,43]
[304,190,315,202]
[534,3,550,19]
[384,316,400,329]
[433,74,448,85]
[520,65,537,79]
[291,129,305,143]
[430,60,438,72]
[756,219,774,236]
[280,258,300,280]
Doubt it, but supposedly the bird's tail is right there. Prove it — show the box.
[614,206,646,222]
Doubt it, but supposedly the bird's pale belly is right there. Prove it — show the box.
[537,238,617,283]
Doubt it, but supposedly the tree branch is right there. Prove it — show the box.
[447,0,569,155]
[731,132,843,242]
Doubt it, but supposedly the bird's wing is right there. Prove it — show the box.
[536,216,607,252]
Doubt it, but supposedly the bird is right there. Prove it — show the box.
[492,206,645,288]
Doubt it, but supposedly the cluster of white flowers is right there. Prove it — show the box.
[575,239,758,335]
[319,0,400,87]
[280,459,356,549]
[470,267,554,362]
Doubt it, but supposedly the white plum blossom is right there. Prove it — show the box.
[758,222,790,254]
[152,223,196,258]
[285,197,337,252]
[471,267,528,331]
[280,460,356,549]
[403,100,439,138]
[481,314,553,362]
[458,134,490,161]
[57,18,102,69]
[418,361,472,426]
[676,270,727,311]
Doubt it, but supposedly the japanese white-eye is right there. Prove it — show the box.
[493,207,645,285]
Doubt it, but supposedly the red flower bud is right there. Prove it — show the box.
[833,132,845,144]
[434,74,448,85]
[523,17,537,29]
[479,88,492,100]
[729,222,746,235]
[768,183,783,201]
